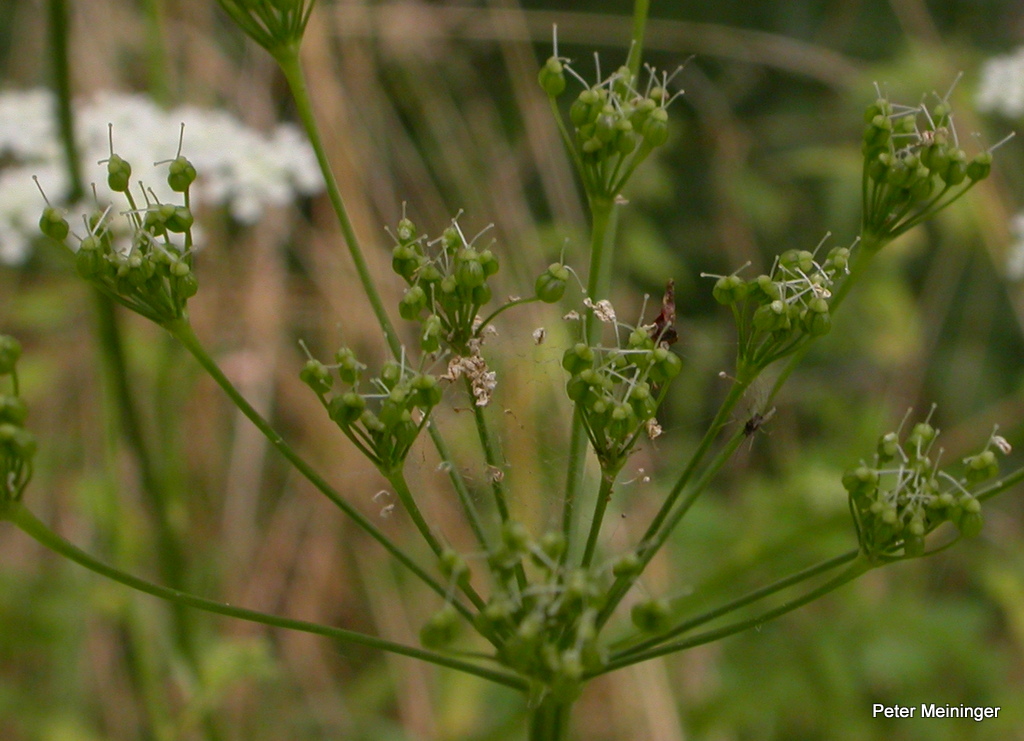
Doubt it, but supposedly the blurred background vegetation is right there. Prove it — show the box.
[1,0,1023,739]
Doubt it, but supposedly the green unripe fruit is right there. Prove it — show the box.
[441,227,462,253]
[648,346,682,384]
[537,531,566,563]
[107,154,132,192]
[174,271,199,300]
[712,274,747,305]
[842,466,878,496]
[963,449,998,484]
[328,392,365,426]
[535,263,569,303]
[399,285,427,320]
[502,520,531,553]
[641,108,669,147]
[421,314,443,353]
[396,217,417,243]
[967,151,992,181]
[75,238,107,279]
[753,300,791,333]
[938,149,967,185]
[478,249,499,277]
[0,395,28,425]
[863,97,892,123]
[0,336,22,375]
[562,343,595,374]
[392,243,421,281]
[299,359,333,394]
[411,373,442,409]
[439,548,471,584]
[455,250,485,289]
[165,206,194,233]
[907,422,936,449]
[877,431,900,461]
[471,283,492,306]
[380,361,402,387]
[419,604,459,648]
[167,156,197,192]
[631,598,671,633]
[39,207,69,241]
[612,552,642,578]
[334,347,361,385]
[538,56,567,97]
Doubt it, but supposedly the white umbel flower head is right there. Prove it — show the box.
[0,89,324,264]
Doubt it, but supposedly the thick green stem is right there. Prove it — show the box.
[47,0,83,202]
[167,319,471,619]
[275,51,402,359]
[2,504,524,690]
[591,555,872,675]
[528,695,573,741]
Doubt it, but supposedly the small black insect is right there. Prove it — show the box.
[743,407,776,437]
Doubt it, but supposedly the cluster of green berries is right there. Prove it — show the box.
[860,86,1006,247]
[539,44,676,198]
[842,416,1010,561]
[708,243,849,373]
[390,215,501,356]
[37,140,199,326]
[561,311,681,470]
[424,522,609,702]
[300,348,441,472]
[0,336,35,504]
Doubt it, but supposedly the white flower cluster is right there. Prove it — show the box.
[976,47,1024,119]
[0,89,323,264]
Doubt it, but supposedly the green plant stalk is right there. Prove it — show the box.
[276,46,479,562]
[595,377,750,626]
[590,554,872,675]
[467,382,529,590]
[562,197,617,561]
[612,549,859,658]
[275,50,402,359]
[167,319,473,621]
[580,466,621,569]
[1,503,526,690]
[976,464,1024,503]
[626,0,650,79]
[598,421,749,628]
[385,468,488,611]
[47,0,83,202]
[529,694,573,741]
[140,0,170,105]
[427,423,492,552]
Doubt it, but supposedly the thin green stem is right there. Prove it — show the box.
[275,51,402,359]
[167,319,471,620]
[562,197,617,563]
[595,378,749,625]
[611,549,859,658]
[426,423,492,552]
[385,468,487,611]
[2,504,525,690]
[580,468,619,569]
[140,0,171,105]
[590,555,872,675]
[975,464,1024,504]
[598,423,749,628]
[468,383,512,524]
[627,0,651,78]
[477,296,540,331]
